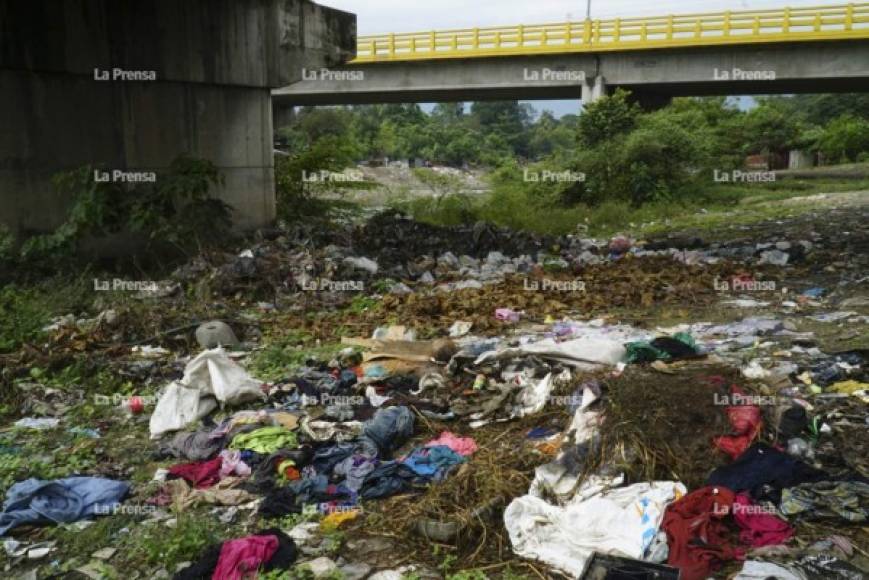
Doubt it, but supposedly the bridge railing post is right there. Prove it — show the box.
[666,15,673,40]
[783,8,791,34]
[845,3,854,30]
[473,28,479,51]
[430,31,436,54]
[388,33,395,57]
[614,18,621,42]
[583,19,591,44]
[724,11,731,36]
[518,24,525,47]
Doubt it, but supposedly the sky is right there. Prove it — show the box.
[314,0,844,116]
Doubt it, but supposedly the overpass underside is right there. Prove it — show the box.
[273,40,869,108]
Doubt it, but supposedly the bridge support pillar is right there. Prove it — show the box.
[582,76,608,103]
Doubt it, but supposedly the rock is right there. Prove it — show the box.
[758,250,789,266]
[437,252,459,269]
[346,537,395,553]
[195,320,240,349]
[92,547,117,560]
[288,522,321,546]
[340,562,372,580]
[307,556,339,577]
[343,256,379,275]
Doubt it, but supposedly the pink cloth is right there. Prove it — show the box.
[424,431,478,456]
[213,534,278,580]
[219,449,251,478]
[733,493,793,547]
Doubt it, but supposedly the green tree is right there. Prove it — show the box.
[816,115,869,163]
[578,89,641,147]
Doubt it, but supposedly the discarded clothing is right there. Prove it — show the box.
[732,493,793,547]
[210,410,299,441]
[257,487,301,518]
[424,431,478,456]
[779,480,869,522]
[625,333,697,364]
[229,426,297,454]
[401,445,465,480]
[662,486,742,580]
[359,406,415,458]
[474,337,626,369]
[150,348,266,438]
[359,461,418,499]
[0,477,130,535]
[214,534,278,580]
[505,481,686,578]
[161,478,254,511]
[333,455,379,492]
[218,450,251,478]
[174,528,297,580]
[159,430,225,461]
[734,560,801,580]
[168,457,224,489]
[774,404,808,440]
[714,387,763,460]
[707,444,827,503]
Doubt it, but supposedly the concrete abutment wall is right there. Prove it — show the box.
[0,0,356,237]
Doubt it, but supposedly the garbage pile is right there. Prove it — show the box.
[1,207,867,579]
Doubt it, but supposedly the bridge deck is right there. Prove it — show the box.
[353,2,869,62]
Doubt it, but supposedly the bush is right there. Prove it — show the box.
[275,135,363,221]
[19,156,229,263]
[816,115,869,163]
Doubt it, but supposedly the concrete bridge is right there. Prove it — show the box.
[274,3,869,109]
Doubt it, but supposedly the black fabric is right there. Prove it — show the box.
[259,528,298,572]
[173,543,222,580]
[776,405,808,439]
[258,487,301,519]
[246,446,315,494]
[650,336,697,359]
[173,529,297,579]
[707,443,827,503]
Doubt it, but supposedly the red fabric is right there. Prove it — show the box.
[213,534,279,580]
[714,387,763,459]
[167,457,223,489]
[733,493,793,547]
[663,486,743,580]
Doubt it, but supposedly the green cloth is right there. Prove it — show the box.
[780,481,869,523]
[229,426,297,454]
[625,332,697,364]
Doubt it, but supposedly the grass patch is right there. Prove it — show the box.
[394,176,869,238]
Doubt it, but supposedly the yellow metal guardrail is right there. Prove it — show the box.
[353,3,869,62]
